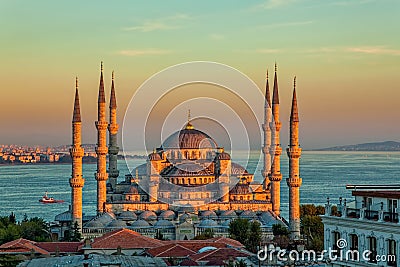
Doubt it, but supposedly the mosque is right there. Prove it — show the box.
[52,63,302,241]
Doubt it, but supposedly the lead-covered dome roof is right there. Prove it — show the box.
[162,125,217,150]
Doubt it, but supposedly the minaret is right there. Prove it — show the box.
[108,71,119,191]
[269,63,282,216]
[262,70,272,190]
[95,62,109,214]
[286,77,302,240]
[69,77,85,231]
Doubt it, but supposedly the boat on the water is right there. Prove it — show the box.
[39,192,64,203]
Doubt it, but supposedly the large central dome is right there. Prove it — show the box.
[162,123,217,149]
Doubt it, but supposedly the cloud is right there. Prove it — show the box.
[256,48,282,54]
[257,0,299,9]
[346,46,400,56]
[123,14,190,32]
[261,20,314,29]
[118,49,172,56]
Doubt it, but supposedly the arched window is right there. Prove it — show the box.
[349,234,359,260]
[368,236,377,263]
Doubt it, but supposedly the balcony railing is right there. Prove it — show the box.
[343,208,398,223]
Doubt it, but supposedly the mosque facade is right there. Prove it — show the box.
[52,62,302,241]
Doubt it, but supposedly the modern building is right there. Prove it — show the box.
[322,186,399,266]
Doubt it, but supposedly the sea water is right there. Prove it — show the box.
[0,151,399,222]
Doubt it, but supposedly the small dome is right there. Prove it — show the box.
[130,219,150,228]
[124,185,139,195]
[231,163,249,175]
[154,219,174,228]
[200,210,217,219]
[85,220,105,228]
[198,219,218,228]
[240,210,257,219]
[139,210,157,221]
[230,183,250,195]
[95,212,116,225]
[107,219,127,228]
[118,210,137,221]
[217,152,231,160]
[222,220,233,227]
[219,210,238,219]
[159,210,175,221]
[149,152,162,161]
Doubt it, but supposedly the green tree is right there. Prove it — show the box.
[272,224,290,236]
[300,204,325,251]
[193,228,214,240]
[229,218,262,253]
[71,222,82,242]
[21,217,50,242]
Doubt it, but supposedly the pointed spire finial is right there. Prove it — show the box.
[272,63,279,105]
[266,70,269,80]
[265,69,271,107]
[73,78,81,123]
[98,62,106,103]
[290,76,299,122]
[185,109,194,130]
[110,71,117,109]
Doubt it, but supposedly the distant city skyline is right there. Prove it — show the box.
[1,0,399,149]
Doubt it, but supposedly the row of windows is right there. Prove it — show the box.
[169,177,215,185]
[333,232,397,265]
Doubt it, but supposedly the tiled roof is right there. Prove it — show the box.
[147,243,195,258]
[180,258,199,266]
[89,228,163,249]
[0,238,49,255]
[190,247,251,262]
[35,242,82,253]
[208,237,244,248]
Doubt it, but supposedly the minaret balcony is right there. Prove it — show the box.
[108,124,119,134]
[270,173,282,182]
[286,177,302,187]
[271,146,282,155]
[262,146,270,154]
[286,147,302,158]
[108,169,119,177]
[262,123,271,131]
[108,146,119,154]
[95,121,108,130]
[95,146,108,155]
[69,147,84,157]
[69,178,85,187]
[95,172,109,181]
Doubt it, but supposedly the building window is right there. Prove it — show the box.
[387,199,398,222]
[332,232,341,257]
[368,236,377,263]
[388,239,397,266]
[349,234,359,260]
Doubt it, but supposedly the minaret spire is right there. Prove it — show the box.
[287,76,302,240]
[262,69,272,190]
[70,78,85,232]
[95,62,109,214]
[108,70,120,191]
[270,62,282,216]
[185,109,194,130]
[73,77,81,123]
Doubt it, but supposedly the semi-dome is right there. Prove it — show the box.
[231,162,249,175]
[124,185,139,195]
[130,219,151,228]
[198,219,218,228]
[217,152,231,160]
[230,183,250,195]
[154,219,174,228]
[139,210,157,221]
[107,219,127,228]
[159,210,175,221]
[118,210,137,221]
[162,126,217,150]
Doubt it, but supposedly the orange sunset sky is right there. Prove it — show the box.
[1,0,399,149]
